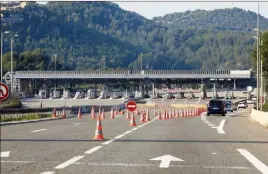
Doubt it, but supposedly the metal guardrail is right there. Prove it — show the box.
[9,70,252,79]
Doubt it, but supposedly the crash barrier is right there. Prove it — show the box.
[250,109,268,128]
[171,104,207,108]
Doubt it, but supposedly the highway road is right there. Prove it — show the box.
[1,106,268,174]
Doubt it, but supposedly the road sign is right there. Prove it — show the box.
[0,151,10,158]
[126,100,137,112]
[0,83,9,101]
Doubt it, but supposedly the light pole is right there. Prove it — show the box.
[54,54,57,97]
[172,64,176,70]
[1,31,10,82]
[10,34,18,93]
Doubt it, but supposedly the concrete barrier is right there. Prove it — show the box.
[250,109,268,128]
[171,104,207,108]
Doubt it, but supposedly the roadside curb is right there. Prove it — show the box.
[247,117,268,129]
[0,115,76,126]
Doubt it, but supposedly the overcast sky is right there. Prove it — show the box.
[37,1,268,19]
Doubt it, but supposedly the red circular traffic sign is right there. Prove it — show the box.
[126,100,137,112]
[0,82,9,101]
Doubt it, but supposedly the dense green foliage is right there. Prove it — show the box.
[1,2,266,70]
[153,8,268,32]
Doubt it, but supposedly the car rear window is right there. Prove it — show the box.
[209,100,222,107]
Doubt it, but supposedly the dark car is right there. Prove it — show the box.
[207,99,226,116]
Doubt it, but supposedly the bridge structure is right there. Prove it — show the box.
[3,70,253,95]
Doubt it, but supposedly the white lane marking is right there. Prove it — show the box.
[217,119,226,134]
[102,139,116,145]
[237,149,268,174]
[114,134,125,139]
[74,123,81,126]
[41,172,55,174]
[196,99,200,104]
[54,156,84,169]
[85,146,102,154]
[208,124,216,127]
[124,130,132,134]
[171,98,176,104]
[150,154,184,168]
[31,129,47,133]
[203,166,253,170]
[77,162,155,167]
[1,151,10,158]
[212,127,218,128]
[212,153,218,155]
[1,160,34,163]
[132,127,138,131]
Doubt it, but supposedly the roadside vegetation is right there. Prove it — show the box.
[0,113,51,122]
[0,96,22,109]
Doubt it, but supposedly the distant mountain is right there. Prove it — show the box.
[1,2,265,72]
[153,8,268,32]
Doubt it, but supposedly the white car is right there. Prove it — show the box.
[247,100,253,104]
[237,102,246,109]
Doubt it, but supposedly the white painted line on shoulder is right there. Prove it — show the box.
[212,127,218,129]
[1,160,34,163]
[237,149,268,174]
[204,166,253,170]
[212,152,218,155]
[124,130,132,134]
[208,124,216,127]
[115,134,125,139]
[102,139,116,145]
[217,119,226,134]
[41,171,55,174]
[31,129,47,133]
[54,156,84,169]
[85,146,102,154]
[132,127,138,131]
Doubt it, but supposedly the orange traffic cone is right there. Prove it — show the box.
[115,106,119,115]
[110,108,115,119]
[51,108,57,118]
[91,106,95,119]
[126,110,130,120]
[101,109,105,119]
[140,112,146,123]
[93,115,105,140]
[130,112,136,126]
[158,110,162,120]
[62,108,66,119]
[77,107,82,119]
[145,109,150,122]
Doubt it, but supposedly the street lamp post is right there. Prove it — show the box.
[10,34,18,93]
[54,54,57,97]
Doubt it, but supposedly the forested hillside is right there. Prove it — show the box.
[153,8,268,32]
[1,1,265,73]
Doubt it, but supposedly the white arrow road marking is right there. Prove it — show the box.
[217,119,226,134]
[150,155,184,168]
[0,151,10,158]
[237,149,268,174]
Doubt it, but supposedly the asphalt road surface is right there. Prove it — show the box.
[1,106,268,174]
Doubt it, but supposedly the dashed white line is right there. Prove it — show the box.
[102,139,116,145]
[217,119,226,134]
[212,152,218,155]
[114,134,125,139]
[40,172,55,174]
[85,146,103,154]
[124,130,132,134]
[31,129,47,133]
[237,149,268,174]
[54,156,84,169]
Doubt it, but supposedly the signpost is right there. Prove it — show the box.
[0,82,9,101]
[126,100,137,112]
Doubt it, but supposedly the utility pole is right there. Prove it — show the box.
[256,1,260,110]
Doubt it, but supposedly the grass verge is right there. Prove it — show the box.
[1,113,51,122]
